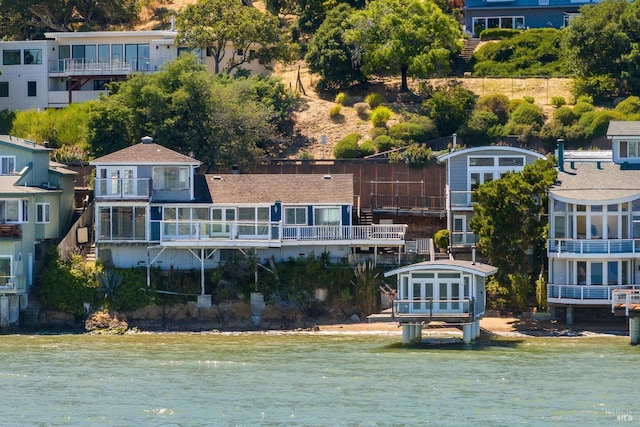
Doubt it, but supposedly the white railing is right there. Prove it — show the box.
[547,238,640,255]
[0,276,17,292]
[548,284,640,302]
[158,221,406,244]
[392,298,476,318]
[450,191,473,208]
[94,178,150,199]
[612,289,640,316]
[48,58,175,75]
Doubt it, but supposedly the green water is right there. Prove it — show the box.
[0,332,637,426]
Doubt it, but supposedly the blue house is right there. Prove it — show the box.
[464,0,601,37]
[91,137,409,303]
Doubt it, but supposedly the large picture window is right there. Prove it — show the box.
[153,166,189,191]
[2,49,20,65]
[0,199,27,223]
[619,140,640,158]
[238,207,269,236]
[98,205,146,241]
[314,207,341,226]
[24,49,42,64]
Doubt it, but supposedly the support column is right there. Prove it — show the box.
[9,295,19,325]
[566,307,574,325]
[462,323,473,344]
[402,324,411,345]
[474,320,481,338]
[630,317,640,346]
[0,295,8,329]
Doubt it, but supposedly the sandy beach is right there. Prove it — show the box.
[316,316,629,337]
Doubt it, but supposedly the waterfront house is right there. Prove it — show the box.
[0,135,77,326]
[384,259,497,344]
[547,123,640,323]
[91,138,408,302]
[0,29,268,111]
[437,145,545,254]
[463,0,600,37]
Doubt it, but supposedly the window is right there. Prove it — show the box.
[27,81,36,97]
[153,166,189,191]
[3,49,20,65]
[0,82,8,98]
[93,80,114,90]
[0,256,12,284]
[314,207,341,226]
[620,140,640,158]
[285,207,306,225]
[0,199,27,223]
[0,156,15,174]
[98,206,146,240]
[24,49,42,64]
[36,203,50,223]
[469,157,494,167]
[238,207,269,236]
[125,43,150,71]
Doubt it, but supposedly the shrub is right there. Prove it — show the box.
[333,133,361,158]
[523,96,535,104]
[107,268,154,311]
[551,96,566,108]
[460,110,502,145]
[370,106,392,127]
[509,102,544,126]
[572,102,595,119]
[354,102,370,118]
[576,94,594,104]
[615,96,640,118]
[388,144,433,167]
[359,140,376,156]
[479,28,521,41]
[423,80,476,135]
[553,106,576,126]
[433,229,450,250]
[329,104,342,118]
[374,135,395,152]
[369,126,388,140]
[335,92,348,105]
[572,75,618,104]
[585,110,625,138]
[476,94,510,124]
[365,93,384,108]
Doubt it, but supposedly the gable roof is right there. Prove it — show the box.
[0,135,52,152]
[206,174,353,204]
[90,142,201,166]
[384,260,498,278]
[607,121,640,138]
[550,162,640,203]
[437,145,545,162]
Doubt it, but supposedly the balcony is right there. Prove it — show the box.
[548,284,640,305]
[0,276,21,293]
[451,231,477,247]
[450,191,473,209]
[370,194,445,213]
[548,238,640,256]
[48,58,173,76]
[0,224,21,239]
[612,289,640,316]
[392,297,480,322]
[157,221,407,248]
[95,178,150,199]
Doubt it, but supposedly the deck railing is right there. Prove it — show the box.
[48,58,174,75]
[370,194,445,212]
[94,178,150,199]
[392,297,475,318]
[548,238,640,255]
[451,231,477,246]
[159,221,407,244]
[450,191,473,208]
[548,284,640,302]
[612,289,640,316]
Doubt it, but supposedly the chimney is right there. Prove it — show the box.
[141,136,153,144]
[556,139,564,172]
[232,165,239,175]
[452,133,457,151]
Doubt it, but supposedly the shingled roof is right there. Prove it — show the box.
[205,174,353,204]
[607,121,640,138]
[90,142,200,166]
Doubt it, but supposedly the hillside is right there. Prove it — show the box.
[138,1,573,159]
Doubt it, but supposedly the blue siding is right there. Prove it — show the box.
[342,205,351,226]
[271,201,282,222]
[307,206,313,226]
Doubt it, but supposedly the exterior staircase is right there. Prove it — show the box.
[85,244,96,262]
[460,38,481,62]
[359,209,373,226]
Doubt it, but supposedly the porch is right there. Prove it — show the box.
[548,283,640,305]
[392,297,477,324]
[157,221,407,248]
[548,238,640,256]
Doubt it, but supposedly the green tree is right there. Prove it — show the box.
[344,0,461,92]
[87,55,290,170]
[469,157,557,309]
[422,80,476,135]
[176,0,296,74]
[305,4,365,90]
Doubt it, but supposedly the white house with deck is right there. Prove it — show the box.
[437,145,545,252]
[547,123,640,324]
[0,29,269,111]
[91,137,408,303]
[385,259,497,344]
